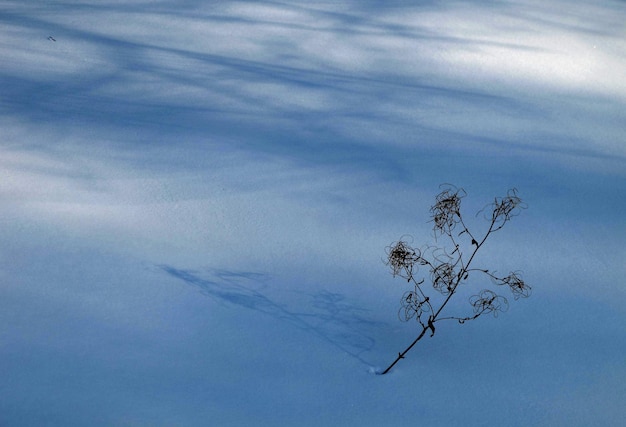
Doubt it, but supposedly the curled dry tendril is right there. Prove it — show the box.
[430,185,466,236]
[482,188,527,229]
[501,271,531,299]
[431,262,456,295]
[386,240,418,279]
[386,239,430,280]
[470,289,509,317]
[399,287,430,322]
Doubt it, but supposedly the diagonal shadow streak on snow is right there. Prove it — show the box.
[159,265,384,368]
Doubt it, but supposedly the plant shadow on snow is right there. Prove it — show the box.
[160,265,384,369]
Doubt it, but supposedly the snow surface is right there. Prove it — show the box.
[1,0,625,425]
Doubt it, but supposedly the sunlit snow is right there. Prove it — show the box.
[1,1,625,426]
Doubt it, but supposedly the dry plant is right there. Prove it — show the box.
[379,185,531,375]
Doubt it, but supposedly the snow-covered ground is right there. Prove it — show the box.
[1,1,625,425]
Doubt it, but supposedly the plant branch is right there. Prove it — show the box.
[379,186,529,375]
[379,324,429,375]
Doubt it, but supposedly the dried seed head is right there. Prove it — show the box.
[430,185,466,236]
[386,240,419,279]
[470,289,509,317]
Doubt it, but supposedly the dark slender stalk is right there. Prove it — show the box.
[380,186,528,375]
[379,325,428,375]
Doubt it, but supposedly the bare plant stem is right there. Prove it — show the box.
[379,202,509,375]
[380,325,429,375]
